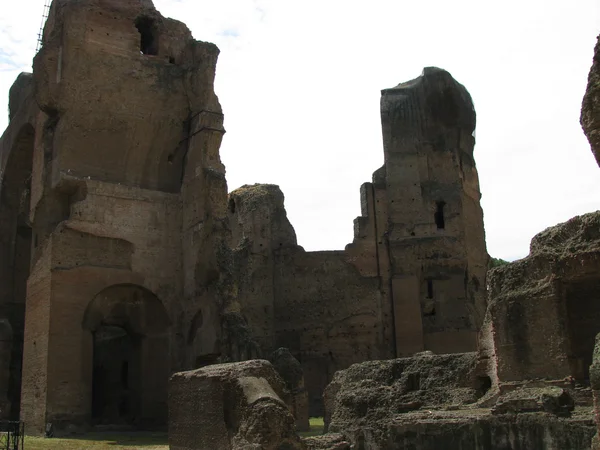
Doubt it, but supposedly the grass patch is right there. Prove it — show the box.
[298,417,325,438]
[22,422,325,448]
[23,432,168,449]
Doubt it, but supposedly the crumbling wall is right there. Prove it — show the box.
[228,184,387,416]
[1,0,227,434]
[323,353,595,450]
[485,211,600,385]
[581,34,600,166]
[273,249,383,416]
[169,360,304,450]
[379,67,488,356]
[590,334,600,449]
[226,68,489,418]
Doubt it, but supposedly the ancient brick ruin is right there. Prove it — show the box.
[0,0,599,449]
[226,65,488,416]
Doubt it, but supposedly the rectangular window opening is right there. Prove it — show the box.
[435,201,446,229]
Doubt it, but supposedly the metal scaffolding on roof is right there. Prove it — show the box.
[36,1,51,53]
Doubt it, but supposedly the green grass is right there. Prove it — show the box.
[298,417,325,438]
[20,420,325,448]
[23,432,168,449]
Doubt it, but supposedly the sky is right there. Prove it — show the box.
[1,0,599,261]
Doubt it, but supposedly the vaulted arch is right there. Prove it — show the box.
[0,123,34,420]
[82,284,170,427]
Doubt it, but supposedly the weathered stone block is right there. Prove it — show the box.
[168,360,304,450]
[491,387,574,415]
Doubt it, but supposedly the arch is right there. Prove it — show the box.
[82,284,170,428]
[0,123,34,420]
[82,283,170,335]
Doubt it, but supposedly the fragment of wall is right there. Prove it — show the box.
[379,67,488,356]
[0,73,40,420]
[227,184,388,417]
[14,0,225,433]
[485,211,600,385]
[323,352,595,450]
[581,34,600,167]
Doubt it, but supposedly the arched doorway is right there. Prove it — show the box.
[83,284,170,428]
[91,325,140,424]
[0,124,34,419]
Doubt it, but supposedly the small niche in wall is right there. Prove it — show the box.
[135,17,159,55]
[426,279,434,299]
[435,201,446,229]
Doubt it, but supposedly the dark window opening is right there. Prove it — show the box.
[168,56,175,64]
[435,201,446,229]
[426,279,433,299]
[476,375,492,397]
[135,17,159,55]
[228,198,236,214]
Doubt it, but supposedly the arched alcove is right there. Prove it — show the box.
[82,284,170,427]
[0,123,34,419]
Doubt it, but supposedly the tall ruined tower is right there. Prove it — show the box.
[379,67,488,355]
[0,0,227,434]
[224,68,489,414]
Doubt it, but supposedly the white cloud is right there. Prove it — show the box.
[1,0,599,261]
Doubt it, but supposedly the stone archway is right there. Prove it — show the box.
[82,284,170,428]
[0,123,34,420]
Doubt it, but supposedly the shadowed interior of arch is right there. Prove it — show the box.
[83,284,170,428]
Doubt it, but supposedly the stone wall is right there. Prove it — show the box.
[227,68,489,415]
[485,212,600,386]
[582,34,600,167]
[227,184,387,415]
[169,360,303,450]
[322,353,595,450]
[1,0,490,435]
[0,0,226,434]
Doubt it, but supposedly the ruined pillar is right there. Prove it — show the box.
[179,43,228,370]
[379,67,488,355]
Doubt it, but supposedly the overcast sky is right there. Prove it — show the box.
[1,0,599,261]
